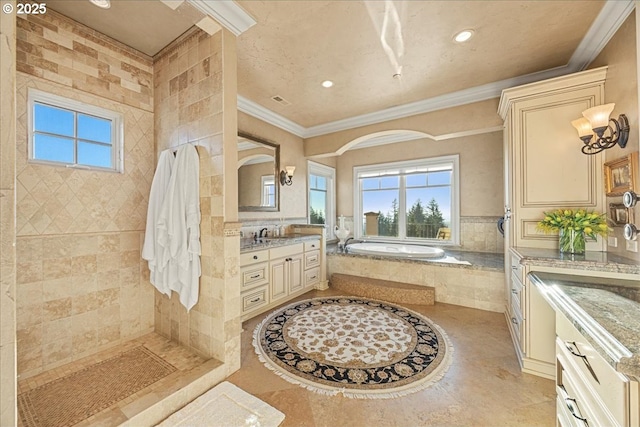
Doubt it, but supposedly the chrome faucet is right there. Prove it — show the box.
[259,227,268,238]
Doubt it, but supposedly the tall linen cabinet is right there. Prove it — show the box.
[498,67,607,378]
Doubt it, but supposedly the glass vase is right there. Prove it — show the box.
[559,228,585,255]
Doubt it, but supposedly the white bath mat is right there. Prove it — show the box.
[157,381,284,427]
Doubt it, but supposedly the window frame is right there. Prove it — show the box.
[261,175,275,207]
[28,88,124,173]
[353,155,460,245]
[307,160,336,237]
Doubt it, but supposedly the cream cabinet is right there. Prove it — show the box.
[499,67,607,251]
[240,237,323,321]
[506,250,556,379]
[500,67,609,379]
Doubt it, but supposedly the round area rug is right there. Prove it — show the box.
[253,296,453,399]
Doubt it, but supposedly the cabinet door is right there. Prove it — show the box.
[270,258,287,302]
[288,254,304,293]
[512,88,604,249]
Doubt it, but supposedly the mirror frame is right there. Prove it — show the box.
[238,131,280,212]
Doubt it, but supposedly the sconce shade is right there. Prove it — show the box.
[280,166,295,186]
[582,103,615,132]
[571,118,593,138]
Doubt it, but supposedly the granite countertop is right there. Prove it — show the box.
[513,247,640,275]
[530,272,640,380]
[240,234,320,252]
[326,244,504,271]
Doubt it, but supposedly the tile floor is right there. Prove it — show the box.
[227,288,556,427]
[16,288,556,427]
[17,333,220,427]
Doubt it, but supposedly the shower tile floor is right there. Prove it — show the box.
[227,288,556,427]
[17,333,219,427]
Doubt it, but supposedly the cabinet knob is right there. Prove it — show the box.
[250,274,260,279]
[511,317,518,325]
[511,289,517,294]
[249,297,260,303]
[253,255,258,260]
[511,265,518,270]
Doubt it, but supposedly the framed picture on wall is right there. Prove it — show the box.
[609,203,630,226]
[604,152,638,196]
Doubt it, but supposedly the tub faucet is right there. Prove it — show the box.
[259,227,268,238]
[344,237,355,247]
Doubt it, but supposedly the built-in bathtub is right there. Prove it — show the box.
[346,242,445,259]
[328,243,505,312]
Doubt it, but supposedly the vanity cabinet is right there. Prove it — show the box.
[556,310,631,427]
[240,237,322,320]
[270,244,304,303]
[240,249,270,315]
[507,250,556,379]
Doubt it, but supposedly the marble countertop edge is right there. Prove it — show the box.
[530,273,640,380]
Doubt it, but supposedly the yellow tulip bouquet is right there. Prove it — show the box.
[537,209,609,254]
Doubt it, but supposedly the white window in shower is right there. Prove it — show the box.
[308,161,336,235]
[28,89,123,172]
[354,155,459,245]
[261,175,275,206]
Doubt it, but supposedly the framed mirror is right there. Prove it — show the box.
[237,132,280,212]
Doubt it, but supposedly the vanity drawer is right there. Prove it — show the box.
[557,349,622,427]
[305,267,320,287]
[241,262,269,290]
[240,249,269,266]
[510,252,524,282]
[242,287,268,315]
[304,239,320,251]
[270,243,303,260]
[510,271,524,313]
[305,250,320,269]
[509,307,524,354]
[556,312,628,427]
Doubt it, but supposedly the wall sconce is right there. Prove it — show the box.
[571,103,629,155]
[280,166,295,186]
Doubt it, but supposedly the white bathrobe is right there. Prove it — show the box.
[142,149,174,296]
[157,144,201,311]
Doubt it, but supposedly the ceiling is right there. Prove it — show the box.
[47,0,633,137]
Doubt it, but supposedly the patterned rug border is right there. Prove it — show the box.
[18,346,177,427]
[253,296,454,399]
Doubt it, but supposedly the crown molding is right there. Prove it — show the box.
[188,0,256,36]
[568,0,635,71]
[239,0,634,139]
[238,96,307,137]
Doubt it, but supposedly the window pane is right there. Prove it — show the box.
[33,134,74,163]
[316,176,327,190]
[78,141,112,168]
[406,187,451,240]
[379,176,399,189]
[34,103,74,137]
[362,189,399,237]
[362,178,379,190]
[428,170,451,186]
[406,173,427,187]
[309,189,326,224]
[78,114,112,144]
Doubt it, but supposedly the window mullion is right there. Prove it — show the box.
[73,111,78,165]
[398,174,406,239]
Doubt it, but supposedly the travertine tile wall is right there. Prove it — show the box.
[327,255,505,313]
[17,10,153,112]
[14,12,155,378]
[1,3,17,425]
[154,28,241,369]
[460,217,505,253]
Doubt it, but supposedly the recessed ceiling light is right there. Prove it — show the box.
[322,80,334,88]
[89,0,111,9]
[454,29,474,43]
